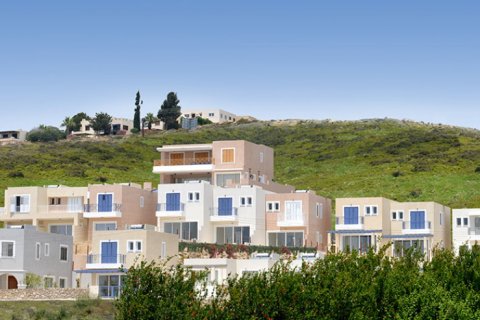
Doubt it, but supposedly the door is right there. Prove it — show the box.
[194,152,209,164]
[166,193,180,211]
[344,207,359,224]
[101,242,118,264]
[410,211,425,229]
[8,276,18,289]
[170,153,184,165]
[218,197,233,216]
[98,194,113,212]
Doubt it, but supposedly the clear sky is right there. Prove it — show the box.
[0,1,479,130]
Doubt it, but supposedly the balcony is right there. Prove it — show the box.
[86,254,126,269]
[156,203,185,218]
[83,204,122,218]
[277,214,306,227]
[335,216,365,231]
[47,204,84,213]
[402,220,432,234]
[210,207,239,222]
[468,227,480,236]
[153,157,214,174]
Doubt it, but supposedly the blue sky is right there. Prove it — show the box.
[0,1,479,130]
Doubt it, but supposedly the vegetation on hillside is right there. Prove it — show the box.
[1,119,480,208]
[116,246,480,319]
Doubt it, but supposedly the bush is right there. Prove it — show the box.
[26,125,66,142]
[7,171,24,178]
[392,170,403,177]
[25,273,43,288]
[130,128,140,134]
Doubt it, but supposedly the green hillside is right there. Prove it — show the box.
[1,119,480,208]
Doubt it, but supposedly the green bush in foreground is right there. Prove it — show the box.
[116,245,480,319]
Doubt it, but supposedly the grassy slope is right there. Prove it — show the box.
[1,119,480,208]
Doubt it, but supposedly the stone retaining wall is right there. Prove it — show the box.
[0,288,89,301]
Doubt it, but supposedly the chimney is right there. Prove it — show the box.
[143,182,152,191]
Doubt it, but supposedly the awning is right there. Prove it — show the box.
[382,234,433,239]
[74,269,127,274]
[328,229,382,234]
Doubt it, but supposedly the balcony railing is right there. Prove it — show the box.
[87,254,126,264]
[47,204,84,213]
[210,207,238,217]
[336,216,365,225]
[402,220,431,230]
[278,214,306,226]
[468,227,480,235]
[156,203,185,212]
[84,203,122,213]
[154,157,213,166]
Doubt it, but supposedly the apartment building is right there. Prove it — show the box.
[182,108,237,124]
[329,197,451,260]
[452,209,480,254]
[0,226,73,289]
[75,224,178,298]
[0,130,27,145]
[266,190,332,251]
[0,183,157,269]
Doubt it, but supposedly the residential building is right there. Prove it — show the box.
[265,190,332,251]
[329,197,451,260]
[452,208,480,254]
[0,225,73,289]
[0,183,157,270]
[181,109,237,124]
[0,130,27,145]
[75,224,178,298]
[71,117,134,136]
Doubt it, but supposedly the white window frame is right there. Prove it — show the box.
[0,240,15,258]
[456,217,462,227]
[58,277,67,289]
[440,212,444,226]
[316,203,323,219]
[59,245,69,262]
[94,221,117,231]
[44,243,50,257]
[10,194,31,213]
[44,276,55,288]
[161,241,167,259]
[99,240,119,260]
[391,211,404,221]
[195,192,200,202]
[240,197,246,207]
[247,197,253,206]
[35,242,41,260]
[259,152,264,163]
[221,147,235,164]
[127,240,142,253]
[49,224,74,236]
[365,205,378,216]
[140,196,144,208]
[463,217,469,227]
[188,192,194,202]
[284,200,303,222]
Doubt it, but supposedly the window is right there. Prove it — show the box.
[365,205,378,216]
[464,217,469,226]
[50,225,73,236]
[0,241,14,257]
[36,243,41,260]
[188,192,201,202]
[393,240,424,257]
[267,201,280,212]
[216,173,240,187]
[164,222,198,241]
[268,232,304,247]
[59,278,67,288]
[216,226,250,244]
[10,195,30,213]
[44,243,50,257]
[127,240,142,253]
[221,148,235,163]
[60,245,68,262]
[285,201,302,221]
[208,113,214,117]
[457,218,462,226]
[440,212,444,226]
[94,223,117,231]
[99,275,121,298]
[50,198,61,205]
[392,211,404,221]
[342,235,372,253]
[240,197,252,207]
[44,277,55,288]
[316,203,323,218]
[139,196,144,208]
[161,242,167,259]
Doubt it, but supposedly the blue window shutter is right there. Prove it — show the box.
[218,198,232,216]
[344,207,358,225]
[98,194,113,212]
[166,193,180,211]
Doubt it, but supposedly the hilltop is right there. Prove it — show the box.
[1,118,480,208]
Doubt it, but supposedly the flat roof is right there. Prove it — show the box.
[156,144,213,152]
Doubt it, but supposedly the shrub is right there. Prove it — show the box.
[25,273,43,288]
[7,171,24,178]
[26,125,66,142]
[475,166,480,173]
[392,170,403,177]
[130,128,140,134]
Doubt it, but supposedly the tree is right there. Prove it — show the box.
[90,112,112,135]
[157,92,181,130]
[61,116,76,134]
[145,112,157,130]
[134,91,142,131]
[26,125,66,142]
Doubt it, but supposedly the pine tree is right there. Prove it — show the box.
[134,91,141,131]
[157,92,181,130]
